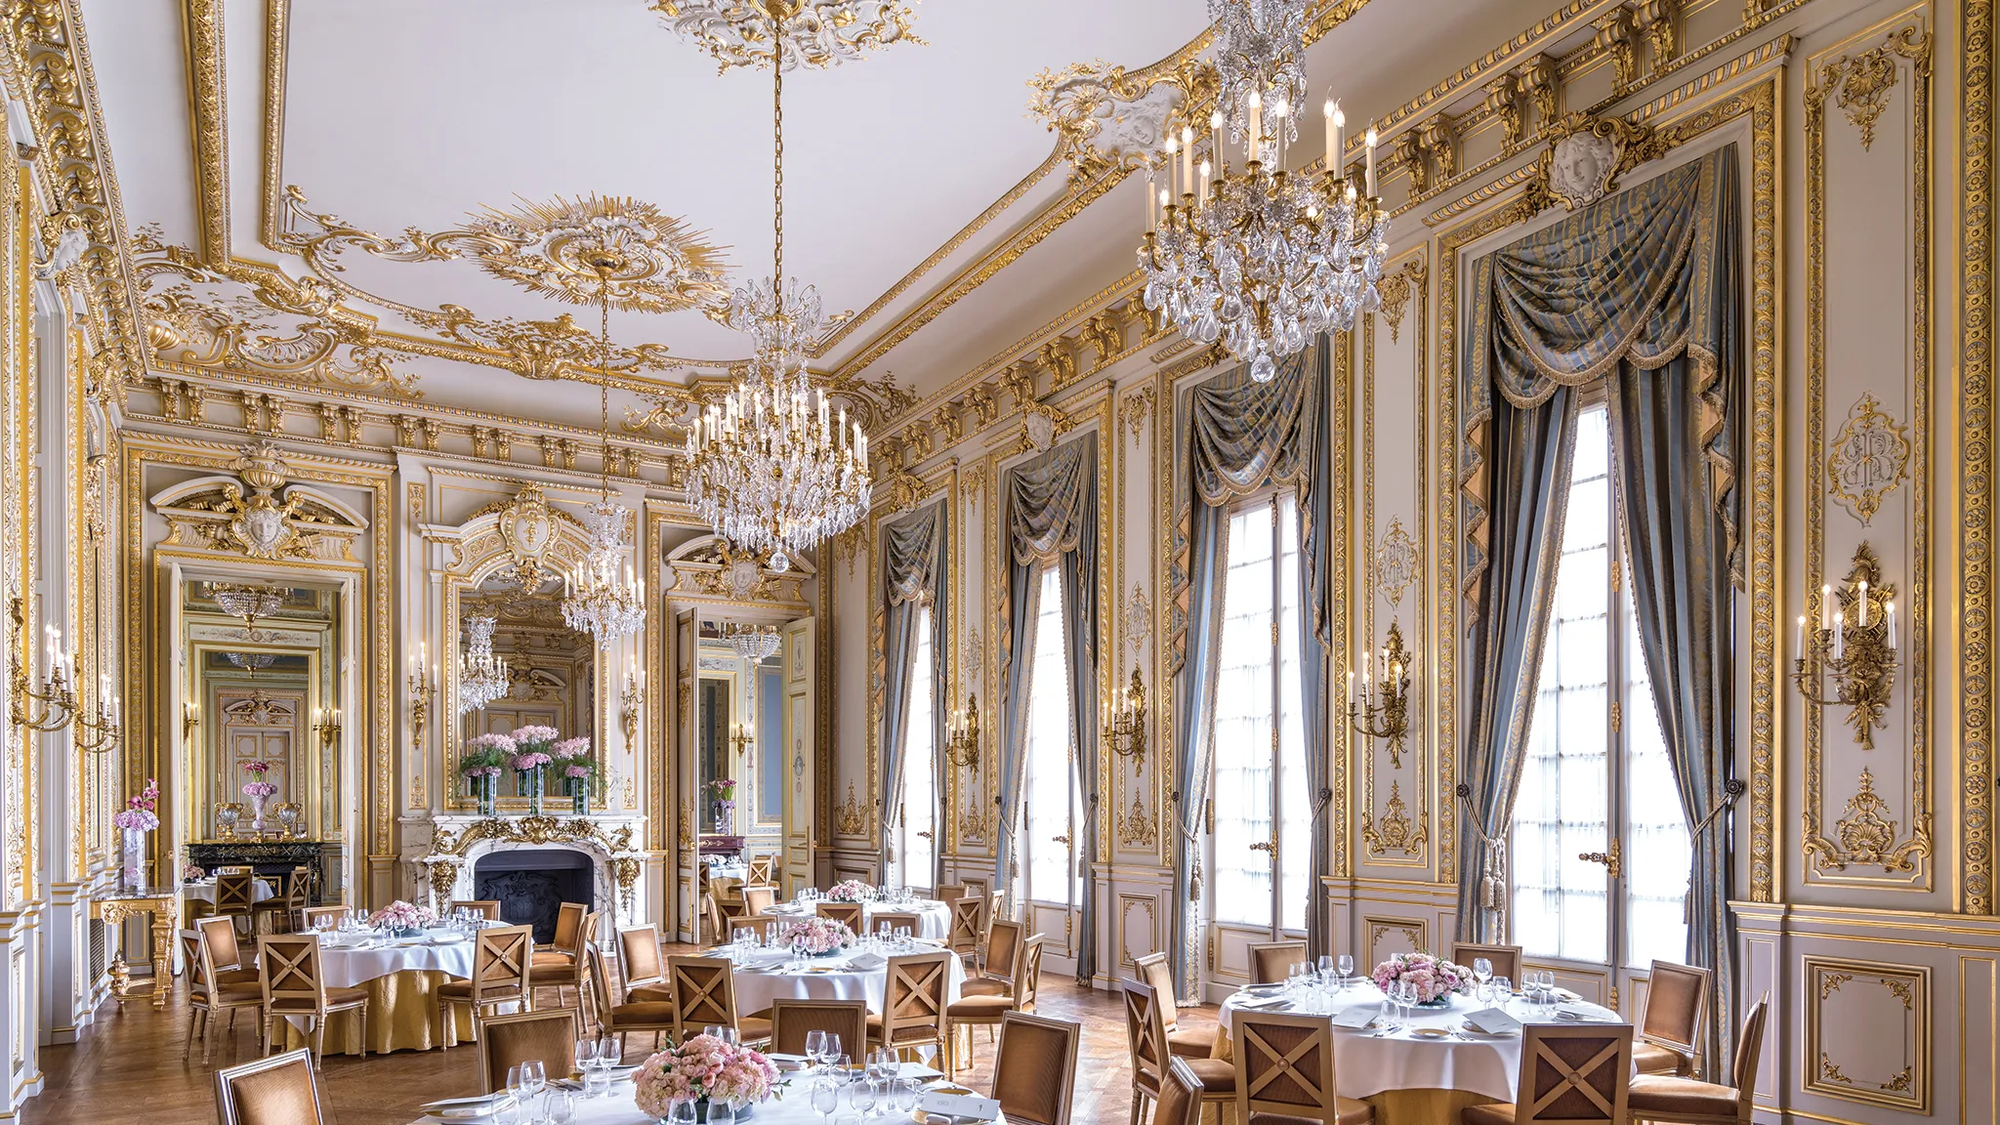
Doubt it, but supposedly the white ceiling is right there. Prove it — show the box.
[81,0,1561,433]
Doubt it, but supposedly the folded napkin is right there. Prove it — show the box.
[893,1061,945,1081]
[1553,987,1582,1002]
[1236,994,1292,1011]
[1464,1007,1524,1035]
[1330,1008,1376,1030]
[919,1091,1001,1122]
[846,950,888,971]
[735,949,789,969]
[420,1092,513,1112]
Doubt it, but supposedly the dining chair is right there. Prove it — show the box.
[587,944,681,1054]
[532,902,587,969]
[214,872,257,936]
[946,934,1044,1074]
[1233,1008,1374,1123]
[438,924,534,1049]
[1133,951,1215,1059]
[990,1011,1080,1125]
[1153,1057,1208,1125]
[769,998,870,1058]
[218,866,254,875]
[816,900,865,931]
[214,1047,326,1125]
[665,954,772,1045]
[1635,960,1711,1077]
[867,949,953,1067]
[868,910,922,939]
[1451,942,1524,988]
[959,876,989,902]
[1122,978,1235,1125]
[297,906,348,932]
[747,854,777,886]
[186,920,266,1062]
[935,882,965,903]
[616,923,674,1002]
[476,1008,579,1094]
[962,920,1024,997]
[948,897,983,963]
[701,892,726,945]
[1628,994,1770,1124]
[451,900,503,921]
[1460,1021,1634,1125]
[257,934,370,1065]
[252,872,304,935]
[529,906,595,1009]
[743,884,778,916]
[1247,940,1308,985]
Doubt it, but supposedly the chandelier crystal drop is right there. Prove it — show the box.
[686,52,871,573]
[458,615,511,714]
[1141,0,1390,382]
[559,281,648,647]
[723,621,783,664]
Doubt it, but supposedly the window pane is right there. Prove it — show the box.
[1023,568,1075,907]
[1277,494,1310,933]
[900,612,936,889]
[1212,502,1276,927]
[1625,609,1691,968]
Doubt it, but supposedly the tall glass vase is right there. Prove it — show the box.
[120,827,146,892]
[521,767,544,815]
[568,778,589,816]
[473,773,496,817]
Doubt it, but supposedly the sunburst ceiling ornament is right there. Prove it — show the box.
[652,0,922,72]
[466,195,731,315]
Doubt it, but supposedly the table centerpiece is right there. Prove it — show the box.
[461,732,515,816]
[778,915,854,957]
[554,736,594,815]
[1372,951,1476,1008]
[634,1032,781,1122]
[824,879,873,903]
[510,724,560,815]
[368,900,437,938]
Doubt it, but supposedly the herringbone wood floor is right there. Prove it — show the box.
[24,950,1218,1124]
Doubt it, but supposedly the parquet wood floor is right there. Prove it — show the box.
[23,954,1216,1124]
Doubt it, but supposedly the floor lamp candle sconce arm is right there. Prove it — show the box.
[8,594,75,732]
[1103,668,1147,769]
[945,692,981,771]
[1792,541,1898,750]
[1349,620,1413,768]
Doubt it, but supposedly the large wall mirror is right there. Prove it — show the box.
[453,573,595,807]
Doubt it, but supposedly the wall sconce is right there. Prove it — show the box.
[1794,541,1897,749]
[9,596,74,731]
[621,670,643,743]
[1103,667,1147,766]
[312,705,342,750]
[1349,620,1414,768]
[74,673,122,754]
[945,693,981,769]
[729,720,755,760]
[408,641,434,754]
[181,700,200,742]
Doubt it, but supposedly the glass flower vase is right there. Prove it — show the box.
[524,767,544,815]
[569,779,589,816]
[474,774,495,817]
[120,827,146,893]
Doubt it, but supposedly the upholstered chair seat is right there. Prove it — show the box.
[267,985,368,1012]
[1177,1056,1238,1093]
[864,1013,941,1040]
[210,980,264,1003]
[1627,1076,1741,1116]
[1167,1026,1215,1058]
[529,950,574,970]
[628,983,675,1003]
[960,977,1011,997]
[1245,1106,1374,1125]
[1633,1040,1693,1075]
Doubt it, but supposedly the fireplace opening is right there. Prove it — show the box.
[472,849,592,945]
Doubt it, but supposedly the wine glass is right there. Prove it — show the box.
[1317,954,1335,983]
[811,1078,841,1121]
[547,1092,575,1125]
[825,1038,844,1073]
[599,1035,621,1068]
[1336,953,1355,988]
[1473,957,1494,1003]
[894,1079,921,1115]
[668,1101,698,1125]
[574,1037,599,1080]
[805,1029,828,1074]
[519,1059,547,1109]
[849,1078,877,1117]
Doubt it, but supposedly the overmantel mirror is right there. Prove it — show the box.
[664,535,817,941]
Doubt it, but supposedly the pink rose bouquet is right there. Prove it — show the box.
[633,1034,779,1116]
[778,916,854,955]
[241,780,278,798]
[181,863,206,882]
[1371,952,1473,1004]
[368,900,436,933]
[825,879,872,903]
[112,778,161,831]
[241,760,272,776]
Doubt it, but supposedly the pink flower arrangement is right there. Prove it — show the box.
[181,863,206,882]
[240,760,273,776]
[825,879,872,903]
[1371,952,1474,1004]
[564,764,592,780]
[510,724,560,749]
[509,751,553,772]
[112,778,161,831]
[633,1034,779,1116]
[368,900,437,932]
[552,736,591,759]
[778,916,855,955]
[241,780,278,798]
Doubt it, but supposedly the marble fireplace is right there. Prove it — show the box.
[411,812,649,932]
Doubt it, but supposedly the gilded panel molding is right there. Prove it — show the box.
[1959,0,1997,915]
[1803,11,1931,887]
[1802,955,1930,1111]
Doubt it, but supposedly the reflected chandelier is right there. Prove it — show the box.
[206,582,287,640]
[724,622,783,664]
[1139,0,1389,382]
[684,44,870,573]
[458,615,511,714]
[561,284,648,646]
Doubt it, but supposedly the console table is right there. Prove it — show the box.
[186,840,329,904]
[91,890,179,1010]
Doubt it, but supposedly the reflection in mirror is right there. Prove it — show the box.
[456,573,595,807]
[696,620,786,856]
[182,579,340,841]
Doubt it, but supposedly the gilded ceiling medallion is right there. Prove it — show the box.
[653,0,923,72]
[466,195,730,315]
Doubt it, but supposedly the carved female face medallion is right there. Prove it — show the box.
[1548,130,1620,209]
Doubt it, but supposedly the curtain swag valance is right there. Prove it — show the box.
[883,501,945,607]
[1006,433,1096,568]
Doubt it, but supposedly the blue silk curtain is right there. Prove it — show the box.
[1459,147,1740,1074]
[1167,342,1332,998]
[995,433,1099,982]
[878,501,948,879]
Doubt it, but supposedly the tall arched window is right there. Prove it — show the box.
[897,610,939,889]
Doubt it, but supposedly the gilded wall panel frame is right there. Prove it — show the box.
[1802,955,1930,1112]
[1802,9,1933,888]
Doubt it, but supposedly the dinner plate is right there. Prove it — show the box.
[1409,1027,1452,1040]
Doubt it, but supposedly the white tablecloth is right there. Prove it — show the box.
[727,945,967,1017]
[317,931,475,988]
[1218,984,1625,1102]
[182,879,275,907]
[768,900,953,940]
[413,1072,976,1125]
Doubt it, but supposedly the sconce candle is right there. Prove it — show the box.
[1794,542,1898,749]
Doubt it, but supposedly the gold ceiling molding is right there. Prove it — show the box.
[447,195,729,315]
[1027,56,1216,186]
[650,0,924,73]
[181,0,229,263]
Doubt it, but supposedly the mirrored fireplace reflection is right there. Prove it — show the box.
[471,849,591,945]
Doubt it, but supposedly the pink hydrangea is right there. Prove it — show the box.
[510,751,553,772]
[510,725,560,749]
[633,1035,778,1116]
[1371,952,1473,1004]
[551,737,591,759]
[564,764,592,780]
[241,780,278,798]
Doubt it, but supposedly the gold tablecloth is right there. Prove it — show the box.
[279,968,486,1056]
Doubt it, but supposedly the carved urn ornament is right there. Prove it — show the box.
[225,440,306,559]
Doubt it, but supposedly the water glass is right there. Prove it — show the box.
[1492,975,1513,1002]
[849,1078,877,1116]
[547,1091,575,1125]
[574,1037,599,1078]
[805,1029,828,1072]
[894,1079,922,1114]
[707,1102,738,1125]
[1337,953,1354,987]
[668,1101,699,1125]
[811,1078,841,1120]
[518,1059,547,1102]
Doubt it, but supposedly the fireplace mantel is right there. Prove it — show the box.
[411,812,649,927]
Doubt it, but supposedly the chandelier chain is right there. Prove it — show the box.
[774,60,784,286]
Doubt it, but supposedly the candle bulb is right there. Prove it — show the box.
[1365,126,1378,196]
[1164,134,1177,199]
[1834,611,1845,660]
[1210,110,1224,174]
[1181,126,1194,196]
[1347,669,1355,706]
[1795,615,1806,660]
[1199,159,1211,205]
[1857,581,1869,625]
[1821,584,1832,630]
[1323,97,1338,170]
[1887,602,1898,650]
[1146,170,1157,231]
[1248,91,1262,163]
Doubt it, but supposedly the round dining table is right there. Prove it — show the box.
[766,898,954,940]
[405,1068,998,1124]
[724,941,968,1016]
[279,929,486,1056]
[1215,981,1627,1123]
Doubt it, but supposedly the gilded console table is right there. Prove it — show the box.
[92,889,179,1010]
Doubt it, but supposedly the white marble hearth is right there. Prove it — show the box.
[405,812,650,930]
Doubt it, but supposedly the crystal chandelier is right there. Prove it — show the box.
[1140,0,1389,382]
[458,615,511,714]
[685,43,871,573]
[224,651,277,675]
[652,0,921,72]
[723,622,783,664]
[560,280,649,647]
[206,582,287,640]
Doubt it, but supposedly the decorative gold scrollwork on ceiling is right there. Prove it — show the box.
[460,195,731,314]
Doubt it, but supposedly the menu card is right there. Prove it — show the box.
[919,1091,1000,1122]
[1464,1007,1524,1035]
